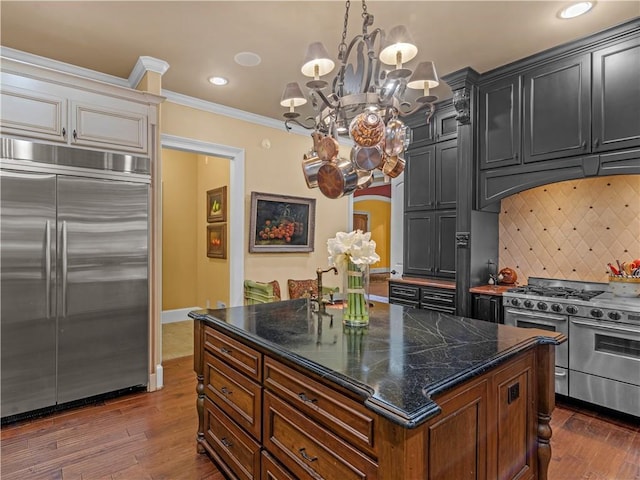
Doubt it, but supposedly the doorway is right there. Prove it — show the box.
[156,135,245,377]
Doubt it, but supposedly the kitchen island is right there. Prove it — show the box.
[190,299,565,480]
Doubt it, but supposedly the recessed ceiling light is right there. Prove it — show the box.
[559,2,594,19]
[234,52,262,67]
[208,76,228,86]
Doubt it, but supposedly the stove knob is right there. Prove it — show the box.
[566,305,578,315]
[551,304,563,313]
[537,302,548,311]
[511,298,520,307]
[590,309,604,318]
[524,300,534,308]
[608,311,621,321]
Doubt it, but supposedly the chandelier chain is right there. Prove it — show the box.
[338,0,351,60]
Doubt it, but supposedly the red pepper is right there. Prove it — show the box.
[608,263,620,275]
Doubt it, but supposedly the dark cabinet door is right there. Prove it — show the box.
[472,294,503,323]
[405,145,436,211]
[479,76,521,170]
[434,104,458,142]
[436,139,458,209]
[523,53,591,163]
[592,37,640,153]
[435,211,456,278]
[403,211,435,277]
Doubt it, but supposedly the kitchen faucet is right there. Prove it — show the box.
[316,266,338,313]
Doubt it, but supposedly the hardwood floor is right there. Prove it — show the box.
[1,357,223,480]
[2,356,638,479]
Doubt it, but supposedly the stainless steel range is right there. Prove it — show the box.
[503,277,640,417]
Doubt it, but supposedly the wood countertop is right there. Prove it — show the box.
[389,276,456,290]
[469,284,515,295]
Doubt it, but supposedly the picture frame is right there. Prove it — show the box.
[207,223,227,259]
[207,186,227,223]
[249,191,316,253]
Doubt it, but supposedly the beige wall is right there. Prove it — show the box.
[196,154,230,308]
[499,174,640,283]
[161,101,349,299]
[162,149,198,309]
[162,149,231,310]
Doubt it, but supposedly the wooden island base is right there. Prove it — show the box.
[192,301,561,480]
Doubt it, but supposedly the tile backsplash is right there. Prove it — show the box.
[499,175,640,284]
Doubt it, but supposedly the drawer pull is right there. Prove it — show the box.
[299,447,318,463]
[221,386,233,395]
[220,437,233,448]
[220,347,232,355]
[298,392,317,404]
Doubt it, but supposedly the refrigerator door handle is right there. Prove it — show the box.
[45,220,51,319]
[62,220,68,317]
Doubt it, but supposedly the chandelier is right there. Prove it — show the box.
[280,0,439,199]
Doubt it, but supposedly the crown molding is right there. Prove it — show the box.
[0,46,353,144]
[0,46,130,88]
[128,56,170,89]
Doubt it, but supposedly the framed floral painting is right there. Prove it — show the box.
[249,192,316,253]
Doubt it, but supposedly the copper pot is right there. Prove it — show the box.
[351,144,383,170]
[383,118,408,156]
[381,155,406,178]
[301,151,323,189]
[316,157,358,199]
[317,134,340,162]
[356,169,373,189]
[349,111,385,147]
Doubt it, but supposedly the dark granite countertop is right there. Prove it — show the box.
[189,299,565,428]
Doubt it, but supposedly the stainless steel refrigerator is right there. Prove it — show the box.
[1,138,150,419]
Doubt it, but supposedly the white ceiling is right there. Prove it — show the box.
[1,1,639,122]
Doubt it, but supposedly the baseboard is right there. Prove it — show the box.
[161,307,201,324]
[370,294,389,303]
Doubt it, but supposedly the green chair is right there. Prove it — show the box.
[244,280,281,305]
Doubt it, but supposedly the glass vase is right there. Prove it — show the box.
[343,260,370,327]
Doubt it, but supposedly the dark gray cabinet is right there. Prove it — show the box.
[388,280,456,314]
[592,37,640,153]
[479,76,521,170]
[405,102,458,148]
[405,139,457,211]
[523,52,591,164]
[472,294,503,324]
[405,145,436,211]
[404,210,456,279]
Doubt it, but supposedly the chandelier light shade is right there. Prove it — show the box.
[408,61,440,101]
[281,0,439,198]
[379,25,418,67]
[301,42,335,79]
[280,82,308,118]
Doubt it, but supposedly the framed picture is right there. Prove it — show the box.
[249,191,316,253]
[207,224,227,259]
[207,186,227,223]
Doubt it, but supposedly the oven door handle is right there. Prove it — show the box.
[505,309,566,322]
[571,318,640,335]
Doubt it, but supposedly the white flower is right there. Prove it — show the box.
[327,229,380,271]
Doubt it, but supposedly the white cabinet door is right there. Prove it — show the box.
[0,83,67,143]
[71,99,147,153]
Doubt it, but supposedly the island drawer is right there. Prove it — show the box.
[203,397,261,480]
[261,451,297,480]
[204,351,262,440]
[204,325,262,381]
[264,356,376,457]
[264,391,378,480]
